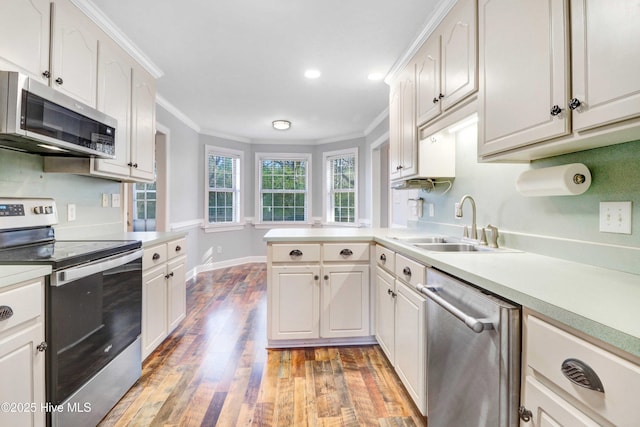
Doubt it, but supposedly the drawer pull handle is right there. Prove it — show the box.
[339,249,353,256]
[152,253,161,260]
[518,406,532,422]
[403,266,412,277]
[561,358,605,393]
[175,245,182,252]
[289,249,303,257]
[0,305,14,321]
[379,253,386,262]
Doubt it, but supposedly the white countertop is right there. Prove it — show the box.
[0,265,51,289]
[264,228,640,359]
[97,231,187,247]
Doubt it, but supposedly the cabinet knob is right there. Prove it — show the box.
[0,305,14,321]
[387,288,396,298]
[314,275,319,280]
[568,98,582,110]
[402,266,412,277]
[152,253,161,260]
[42,70,50,78]
[289,249,303,257]
[133,163,139,168]
[432,97,439,104]
[439,93,445,99]
[550,105,562,116]
[55,77,63,85]
[37,341,48,352]
[518,406,532,423]
[324,275,329,280]
[175,245,182,252]
[380,253,386,262]
[127,162,133,167]
[339,248,353,256]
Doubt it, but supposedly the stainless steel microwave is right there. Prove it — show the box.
[0,71,116,158]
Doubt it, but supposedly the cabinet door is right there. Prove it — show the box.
[399,65,418,178]
[394,281,427,414]
[269,265,320,340]
[478,0,570,157]
[95,38,132,178]
[130,66,156,182]
[389,84,403,181]
[0,323,45,427]
[0,0,50,82]
[441,0,477,111]
[321,264,370,338]
[522,377,600,426]
[415,35,441,125]
[570,0,640,132]
[142,265,168,359]
[50,0,99,107]
[167,256,186,332]
[375,266,395,363]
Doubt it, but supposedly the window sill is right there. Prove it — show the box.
[203,222,247,233]
[322,221,364,228]
[253,222,314,230]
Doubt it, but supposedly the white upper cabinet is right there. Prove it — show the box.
[570,0,640,132]
[389,63,418,180]
[130,64,157,182]
[0,0,50,82]
[416,0,477,126]
[478,0,640,161]
[50,0,100,107]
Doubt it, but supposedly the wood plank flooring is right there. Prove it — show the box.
[99,263,426,426]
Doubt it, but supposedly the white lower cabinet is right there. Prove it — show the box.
[374,246,428,416]
[0,278,45,427]
[267,242,371,344]
[520,312,640,426]
[141,238,187,359]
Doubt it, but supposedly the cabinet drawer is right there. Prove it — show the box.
[526,315,640,426]
[0,280,42,333]
[395,254,426,288]
[375,245,395,272]
[167,238,186,260]
[143,243,167,269]
[271,244,320,263]
[322,243,369,262]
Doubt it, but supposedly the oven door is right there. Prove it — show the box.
[47,249,142,404]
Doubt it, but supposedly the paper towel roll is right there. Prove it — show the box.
[516,163,591,196]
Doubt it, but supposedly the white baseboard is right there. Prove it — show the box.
[187,256,267,281]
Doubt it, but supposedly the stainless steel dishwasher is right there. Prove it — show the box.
[417,268,521,427]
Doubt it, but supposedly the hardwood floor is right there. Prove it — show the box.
[99,263,426,426]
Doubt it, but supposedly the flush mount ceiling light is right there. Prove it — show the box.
[272,120,291,130]
[304,69,321,79]
[367,72,384,81]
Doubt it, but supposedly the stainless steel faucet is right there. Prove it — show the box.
[455,194,477,240]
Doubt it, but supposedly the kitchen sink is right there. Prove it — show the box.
[391,235,517,253]
[391,236,449,244]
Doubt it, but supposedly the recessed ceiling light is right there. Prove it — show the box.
[272,120,291,130]
[304,69,321,79]
[368,72,384,81]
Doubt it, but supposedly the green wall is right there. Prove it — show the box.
[414,126,640,274]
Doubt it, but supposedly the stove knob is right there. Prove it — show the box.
[45,206,53,214]
[33,206,44,214]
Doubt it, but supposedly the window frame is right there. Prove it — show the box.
[204,145,245,232]
[255,152,312,227]
[323,147,359,226]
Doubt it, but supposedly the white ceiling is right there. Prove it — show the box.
[87,0,442,143]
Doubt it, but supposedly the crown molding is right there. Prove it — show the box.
[71,0,164,79]
[384,0,457,85]
[199,129,252,144]
[364,107,390,136]
[156,95,201,133]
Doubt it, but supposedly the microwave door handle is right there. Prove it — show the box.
[416,284,494,333]
[54,249,143,287]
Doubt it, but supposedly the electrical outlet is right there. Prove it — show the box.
[599,201,632,234]
[67,204,76,221]
[111,193,121,208]
[101,193,109,208]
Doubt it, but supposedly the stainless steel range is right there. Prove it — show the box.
[0,197,142,427]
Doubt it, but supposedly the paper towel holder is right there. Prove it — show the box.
[516,163,592,197]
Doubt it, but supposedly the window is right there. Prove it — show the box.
[133,182,156,231]
[324,148,357,225]
[205,146,243,229]
[257,153,311,224]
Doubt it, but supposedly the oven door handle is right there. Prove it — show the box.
[416,284,494,333]
[54,249,143,287]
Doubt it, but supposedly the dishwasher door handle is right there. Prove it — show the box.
[417,284,494,333]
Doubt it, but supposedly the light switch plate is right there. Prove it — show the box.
[599,201,632,234]
[67,204,76,221]
[111,193,121,208]
[101,193,109,208]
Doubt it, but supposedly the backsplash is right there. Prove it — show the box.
[0,150,124,238]
[413,126,640,275]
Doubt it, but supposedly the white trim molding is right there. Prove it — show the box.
[170,219,203,231]
[156,95,201,133]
